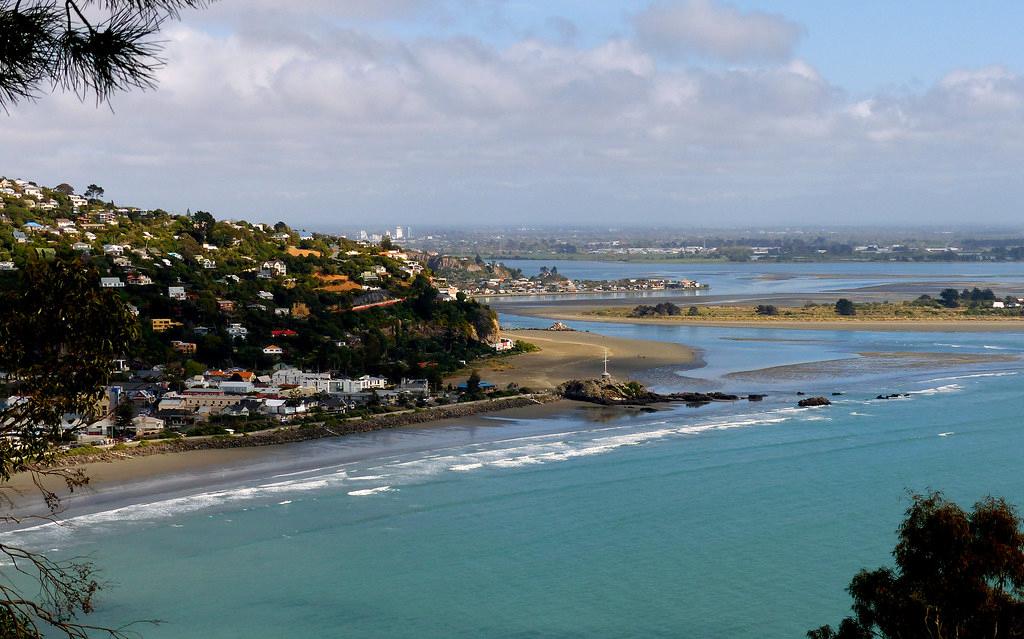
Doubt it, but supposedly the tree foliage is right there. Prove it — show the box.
[809,492,1024,639]
[0,0,210,109]
[834,298,856,316]
[0,257,140,638]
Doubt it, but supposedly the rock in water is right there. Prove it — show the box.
[798,396,832,407]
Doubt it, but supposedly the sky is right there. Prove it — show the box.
[3,0,1024,228]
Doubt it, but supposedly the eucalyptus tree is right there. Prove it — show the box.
[809,492,1024,639]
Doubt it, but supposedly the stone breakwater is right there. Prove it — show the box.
[50,394,559,467]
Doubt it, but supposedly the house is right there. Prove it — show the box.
[271,329,298,338]
[55,218,75,229]
[22,221,45,233]
[262,344,284,356]
[226,323,248,338]
[100,277,125,288]
[171,341,197,355]
[72,242,91,252]
[69,195,88,208]
[490,337,515,352]
[12,231,27,243]
[23,186,41,198]
[132,415,166,437]
[0,261,16,271]
[358,375,388,389]
[259,260,287,278]
[257,291,274,300]
[217,299,236,312]
[198,258,216,269]
[126,273,153,286]
[151,318,183,332]
[291,302,310,318]
[168,286,186,300]
[274,307,290,317]
[103,244,124,255]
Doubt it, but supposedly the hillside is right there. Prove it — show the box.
[0,178,499,387]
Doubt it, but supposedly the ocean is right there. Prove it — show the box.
[6,267,1024,637]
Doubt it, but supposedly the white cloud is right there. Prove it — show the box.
[2,10,1024,226]
[633,0,803,62]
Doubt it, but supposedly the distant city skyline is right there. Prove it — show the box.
[3,1,1024,227]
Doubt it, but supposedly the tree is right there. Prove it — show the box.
[190,210,215,243]
[0,1,210,109]
[0,257,140,637]
[939,288,961,308]
[808,492,1024,639]
[380,235,393,251]
[465,369,481,394]
[83,184,104,200]
[755,304,778,316]
[52,183,74,195]
[835,299,856,316]
[113,400,134,439]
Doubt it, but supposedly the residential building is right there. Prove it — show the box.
[151,318,184,332]
[100,277,125,288]
[259,260,287,278]
[171,341,197,355]
[168,286,186,300]
[262,344,284,356]
[226,323,248,338]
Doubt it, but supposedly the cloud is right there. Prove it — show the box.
[634,0,803,62]
[1,9,1023,227]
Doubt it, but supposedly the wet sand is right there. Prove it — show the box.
[458,329,700,390]
[509,307,1024,332]
[726,351,1020,381]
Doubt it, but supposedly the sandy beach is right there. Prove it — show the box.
[455,329,700,390]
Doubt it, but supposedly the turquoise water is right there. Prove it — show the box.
[6,323,1024,637]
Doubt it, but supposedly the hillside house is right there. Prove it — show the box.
[259,260,287,278]
[151,319,183,332]
[171,341,197,355]
[100,277,125,288]
[262,345,284,356]
[226,323,248,338]
[127,273,153,286]
[168,286,186,300]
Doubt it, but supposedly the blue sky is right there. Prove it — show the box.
[3,0,1024,228]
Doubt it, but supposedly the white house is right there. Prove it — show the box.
[168,286,186,300]
[490,337,515,352]
[259,260,287,278]
[226,323,248,338]
[100,277,125,288]
[262,344,284,356]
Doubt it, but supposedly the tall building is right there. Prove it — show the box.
[394,226,404,240]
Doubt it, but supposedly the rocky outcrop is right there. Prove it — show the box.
[875,393,909,400]
[558,378,743,407]
[798,396,832,407]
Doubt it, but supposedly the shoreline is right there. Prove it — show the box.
[455,329,701,390]
[505,308,1024,333]
[9,394,563,499]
